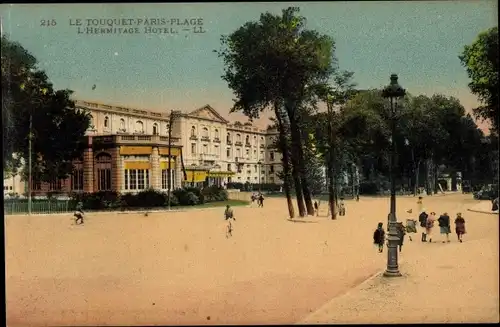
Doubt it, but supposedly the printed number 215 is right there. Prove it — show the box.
[40,19,57,27]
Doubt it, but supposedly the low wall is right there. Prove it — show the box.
[227,190,253,202]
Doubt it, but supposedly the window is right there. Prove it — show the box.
[226,148,231,158]
[246,149,250,158]
[245,135,249,144]
[191,126,196,136]
[270,152,275,161]
[260,150,264,159]
[166,124,170,135]
[227,133,231,143]
[161,169,175,190]
[253,150,257,158]
[227,164,231,171]
[270,165,274,173]
[236,134,241,142]
[49,179,63,191]
[104,116,109,128]
[254,165,257,172]
[120,118,126,131]
[124,169,150,190]
[254,136,257,144]
[270,176,275,182]
[203,127,209,137]
[191,143,196,154]
[203,144,208,154]
[214,145,219,156]
[214,129,219,138]
[71,163,84,191]
[153,123,158,135]
[135,120,144,133]
[95,153,112,191]
[89,115,95,129]
[236,148,241,157]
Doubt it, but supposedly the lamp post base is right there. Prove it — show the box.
[383,269,402,277]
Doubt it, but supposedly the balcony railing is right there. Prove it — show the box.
[260,144,265,148]
[235,141,243,146]
[201,136,210,142]
[200,153,217,161]
[245,143,251,147]
[94,134,180,145]
[190,135,198,140]
[213,137,221,143]
[227,140,232,145]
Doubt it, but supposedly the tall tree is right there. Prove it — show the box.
[216,7,336,217]
[459,26,499,134]
[2,36,91,183]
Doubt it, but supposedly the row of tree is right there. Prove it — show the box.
[216,7,498,219]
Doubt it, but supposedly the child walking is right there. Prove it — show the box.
[373,222,386,253]
[454,212,466,243]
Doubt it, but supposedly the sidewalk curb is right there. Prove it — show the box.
[467,209,499,215]
[6,204,252,218]
[296,268,385,324]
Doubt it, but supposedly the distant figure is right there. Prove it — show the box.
[454,212,466,243]
[426,212,436,243]
[74,201,85,225]
[251,193,257,203]
[338,197,346,216]
[258,193,264,207]
[396,222,406,252]
[405,209,417,241]
[418,209,429,242]
[91,84,96,90]
[224,205,236,238]
[417,196,423,214]
[373,222,386,253]
[492,197,499,212]
[437,212,451,243]
[314,201,319,216]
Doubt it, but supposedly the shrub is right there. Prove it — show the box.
[183,186,204,204]
[133,189,168,208]
[183,191,199,205]
[359,181,380,195]
[201,185,228,202]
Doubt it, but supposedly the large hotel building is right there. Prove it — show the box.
[3,100,284,195]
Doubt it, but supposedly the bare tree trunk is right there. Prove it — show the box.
[296,130,314,216]
[414,159,421,196]
[285,101,307,217]
[274,102,295,218]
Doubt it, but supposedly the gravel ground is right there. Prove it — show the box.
[468,200,499,214]
[5,193,497,325]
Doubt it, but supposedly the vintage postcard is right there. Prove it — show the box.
[2,2,498,326]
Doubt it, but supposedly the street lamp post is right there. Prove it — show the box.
[258,161,262,192]
[381,74,406,277]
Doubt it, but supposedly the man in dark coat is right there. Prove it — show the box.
[373,222,385,253]
[418,210,429,242]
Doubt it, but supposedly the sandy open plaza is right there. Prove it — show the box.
[5,193,499,325]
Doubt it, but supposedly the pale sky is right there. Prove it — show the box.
[1,2,497,130]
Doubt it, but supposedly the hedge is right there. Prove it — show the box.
[68,185,228,210]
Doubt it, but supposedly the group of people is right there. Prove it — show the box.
[251,192,265,207]
[313,198,346,217]
[373,196,468,253]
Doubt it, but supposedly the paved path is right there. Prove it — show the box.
[6,193,498,325]
[300,200,499,324]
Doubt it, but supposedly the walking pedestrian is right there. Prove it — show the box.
[314,201,319,216]
[426,212,436,243]
[373,222,385,253]
[338,197,346,216]
[74,201,85,225]
[437,212,451,243]
[258,193,264,207]
[405,209,417,241]
[418,209,429,242]
[417,196,423,214]
[454,212,466,243]
[396,221,406,252]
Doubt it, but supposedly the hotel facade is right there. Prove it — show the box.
[3,100,284,195]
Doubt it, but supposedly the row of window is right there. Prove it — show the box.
[226,163,278,173]
[95,116,165,135]
[190,144,277,161]
[190,126,270,145]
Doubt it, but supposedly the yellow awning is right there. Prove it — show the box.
[159,147,181,156]
[120,146,153,155]
[185,170,208,182]
[160,160,176,170]
[124,161,151,169]
[207,171,235,177]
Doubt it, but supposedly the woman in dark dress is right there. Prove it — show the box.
[373,222,385,253]
[454,212,466,243]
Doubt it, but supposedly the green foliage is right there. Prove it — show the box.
[1,35,91,182]
[459,26,499,133]
[201,185,228,202]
